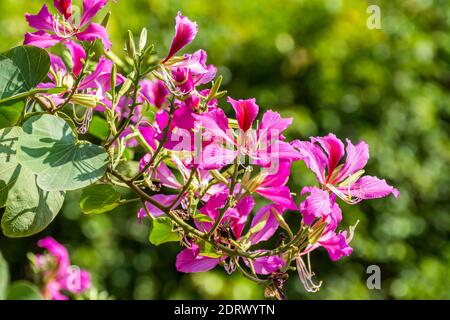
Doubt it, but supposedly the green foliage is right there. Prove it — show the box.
[0,127,65,237]
[80,184,121,214]
[6,281,42,300]
[149,217,180,246]
[17,114,109,191]
[0,98,24,129]
[0,46,50,102]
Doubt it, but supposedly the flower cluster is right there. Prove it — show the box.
[30,237,91,300]
[20,0,399,298]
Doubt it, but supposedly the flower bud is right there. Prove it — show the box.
[71,93,99,108]
[139,27,148,53]
[126,30,136,59]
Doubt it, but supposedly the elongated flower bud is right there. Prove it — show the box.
[126,30,136,59]
[71,94,99,109]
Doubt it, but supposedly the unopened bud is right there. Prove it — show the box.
[139,28,148,53]
[126,30,136,59]
[71,93,99,108]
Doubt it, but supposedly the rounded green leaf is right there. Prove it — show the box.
[0,98,25,129]
[6,281,42,300]
[0,46,50,102]
[149,217,180,246]
[0,251,9,300]
[0,127,65,238]
[80,184,121,214]
[17,114,109,191]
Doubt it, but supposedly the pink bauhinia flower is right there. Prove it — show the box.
[24,0,112,50]
[195,98,299,170]
[36,237,91,300]
[293,133,399,205]
[37,41,123,108]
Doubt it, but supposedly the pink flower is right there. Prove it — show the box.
[195,99,299,170]
[38,41,124,109]
[24,0,112,50]
[37,237,91,300]
[293,133,399,204]
[163,12,198,63]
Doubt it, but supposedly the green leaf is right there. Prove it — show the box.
[0,127,65,238]
[80,184,121,214]
[192,212,214,223]
[89,115,109,140]
[0,251,9,300]
[17,114,109,191]
[6,281,42,300]
[0,98,25,129]
[0,46,50,102]
[149,217,180,246]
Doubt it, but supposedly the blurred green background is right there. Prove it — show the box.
[1,0,449,299]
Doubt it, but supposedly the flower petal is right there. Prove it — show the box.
[227,97,259,132]
[76,22,111,50]
[163,12,198,63]
[251,255,285,275]
[176,246,221,273]
[24,31,62,48]
[54,0,72,19]
[338,175,400,200]
[248,205,284,244]
[335,139,369,183]
[25,5,55,32]
[65,40,86,76]
[311,133,344,177]
[256,186,297,210]
[299,186,332,225]
[292,140,327,184]
[80,0,108,26]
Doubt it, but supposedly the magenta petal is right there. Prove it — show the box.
[227,97,259,132]
[25,5,55,32]
[260,161,291,188]
[292,140,327,184]
[80,0,108,26]
[318,230,353,261]
[79,56,111,89]
[54,0,72,19]
[49,54,67,74]
[194,108,234,145]
[300,186,332,225]
[251,254,285,275]
[335,139,369,183]
[259,110,292,136]
[230,196,255,238]
[163,12,198,63]
[311,133,344,176]
[256,186,297,210]
[37,237,70,275]
[198,143,237,170]
[339,175,400,200]
[176,247,221,273]
[65,40,86,76]
[24,31,62,48]
[76,22,111,50]
[249,205,284,244]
